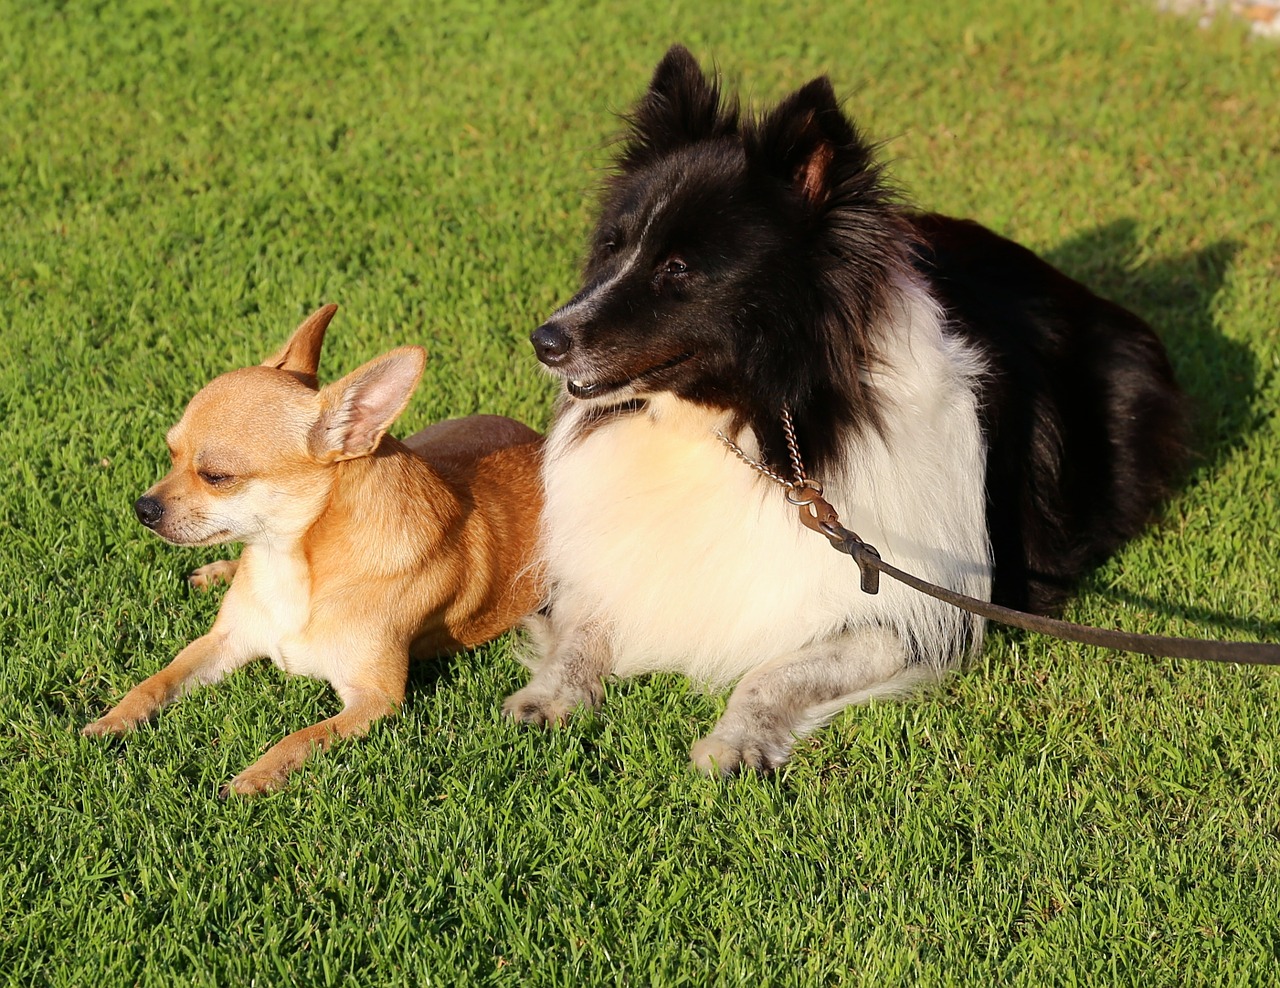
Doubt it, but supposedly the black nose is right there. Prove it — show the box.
[530,322,571,365]
[134,495,164,528]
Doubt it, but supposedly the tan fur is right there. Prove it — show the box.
[83,305,543,796]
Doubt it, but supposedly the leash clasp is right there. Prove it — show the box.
[788,482,836,536]
[716,406,885,596]
[789,484,883,595]
[785,477,824,505]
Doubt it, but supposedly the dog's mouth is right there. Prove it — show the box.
[156,528,232,547]
[565,352,694,400]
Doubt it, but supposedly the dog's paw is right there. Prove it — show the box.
[220,764,290,799]
[189,559,238,591]
[81,711,140,737]
[502,680,602,727]
[689,733,790,778]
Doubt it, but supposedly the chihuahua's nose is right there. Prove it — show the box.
[134,495,164,529]
[530,322,571,365]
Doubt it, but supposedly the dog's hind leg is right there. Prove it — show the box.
[689,625,939,777]
[502,613,612,727]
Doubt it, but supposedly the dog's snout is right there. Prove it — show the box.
[134,495,164,529]
[530,322,571,365]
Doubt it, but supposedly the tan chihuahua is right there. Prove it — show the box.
[83,305,543,796]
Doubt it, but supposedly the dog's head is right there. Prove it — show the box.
[531,44,906,430]
[135,305,425,547]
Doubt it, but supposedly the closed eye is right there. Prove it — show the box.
[198,470,235,488]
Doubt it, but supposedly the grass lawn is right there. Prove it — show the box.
[2,0,1279,983]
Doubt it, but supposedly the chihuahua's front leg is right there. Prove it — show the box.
[82,631,250,736]
[502,612,612,726]
[188,559,239,590]
[223,682,402,797]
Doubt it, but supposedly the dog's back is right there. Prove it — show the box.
[405,413,540,472]
[913,214,1187,613]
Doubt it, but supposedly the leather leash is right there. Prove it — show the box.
[717,410,1280,666]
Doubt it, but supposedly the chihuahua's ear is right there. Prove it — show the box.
[310,346,426,462]
[262,304,339,388]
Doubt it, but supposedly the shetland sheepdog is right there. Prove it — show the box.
[504,45,1186,776]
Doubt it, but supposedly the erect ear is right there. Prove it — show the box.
[618,44,739,171]
[745,77,860,208]
[310,346,426,462]
[261,304,339,388]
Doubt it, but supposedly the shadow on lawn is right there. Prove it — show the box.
[405,651,461,697]
[1044,220,1280,640]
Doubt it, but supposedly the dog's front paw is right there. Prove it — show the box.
[502,680,602,727]
[220,763,290,799]
[81,710,142,737]
[189,559,238,591]
[690,733,790,778]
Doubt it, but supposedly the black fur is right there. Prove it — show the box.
[537,45,1187,615]
[912,215,1187,611]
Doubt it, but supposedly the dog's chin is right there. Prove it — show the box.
[561,352,694,402]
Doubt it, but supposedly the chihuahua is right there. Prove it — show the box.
[83,305,543,796]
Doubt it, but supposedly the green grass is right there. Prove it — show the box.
[2,0,1279,983]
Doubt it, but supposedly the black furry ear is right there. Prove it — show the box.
[619,44,739,171]
[746,76,862,207]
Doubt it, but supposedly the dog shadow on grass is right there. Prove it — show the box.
[405,651,462,698]
[1043,220,1280,640]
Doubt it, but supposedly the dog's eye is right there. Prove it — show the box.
[653,256,691,292]
[198,470,233,487]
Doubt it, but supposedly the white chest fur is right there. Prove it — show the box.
[218,546,320,677]
[539,292,994,687]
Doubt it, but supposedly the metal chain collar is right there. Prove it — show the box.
[714,406,842,535]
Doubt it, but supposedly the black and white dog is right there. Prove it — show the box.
[504,46,1186,776]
